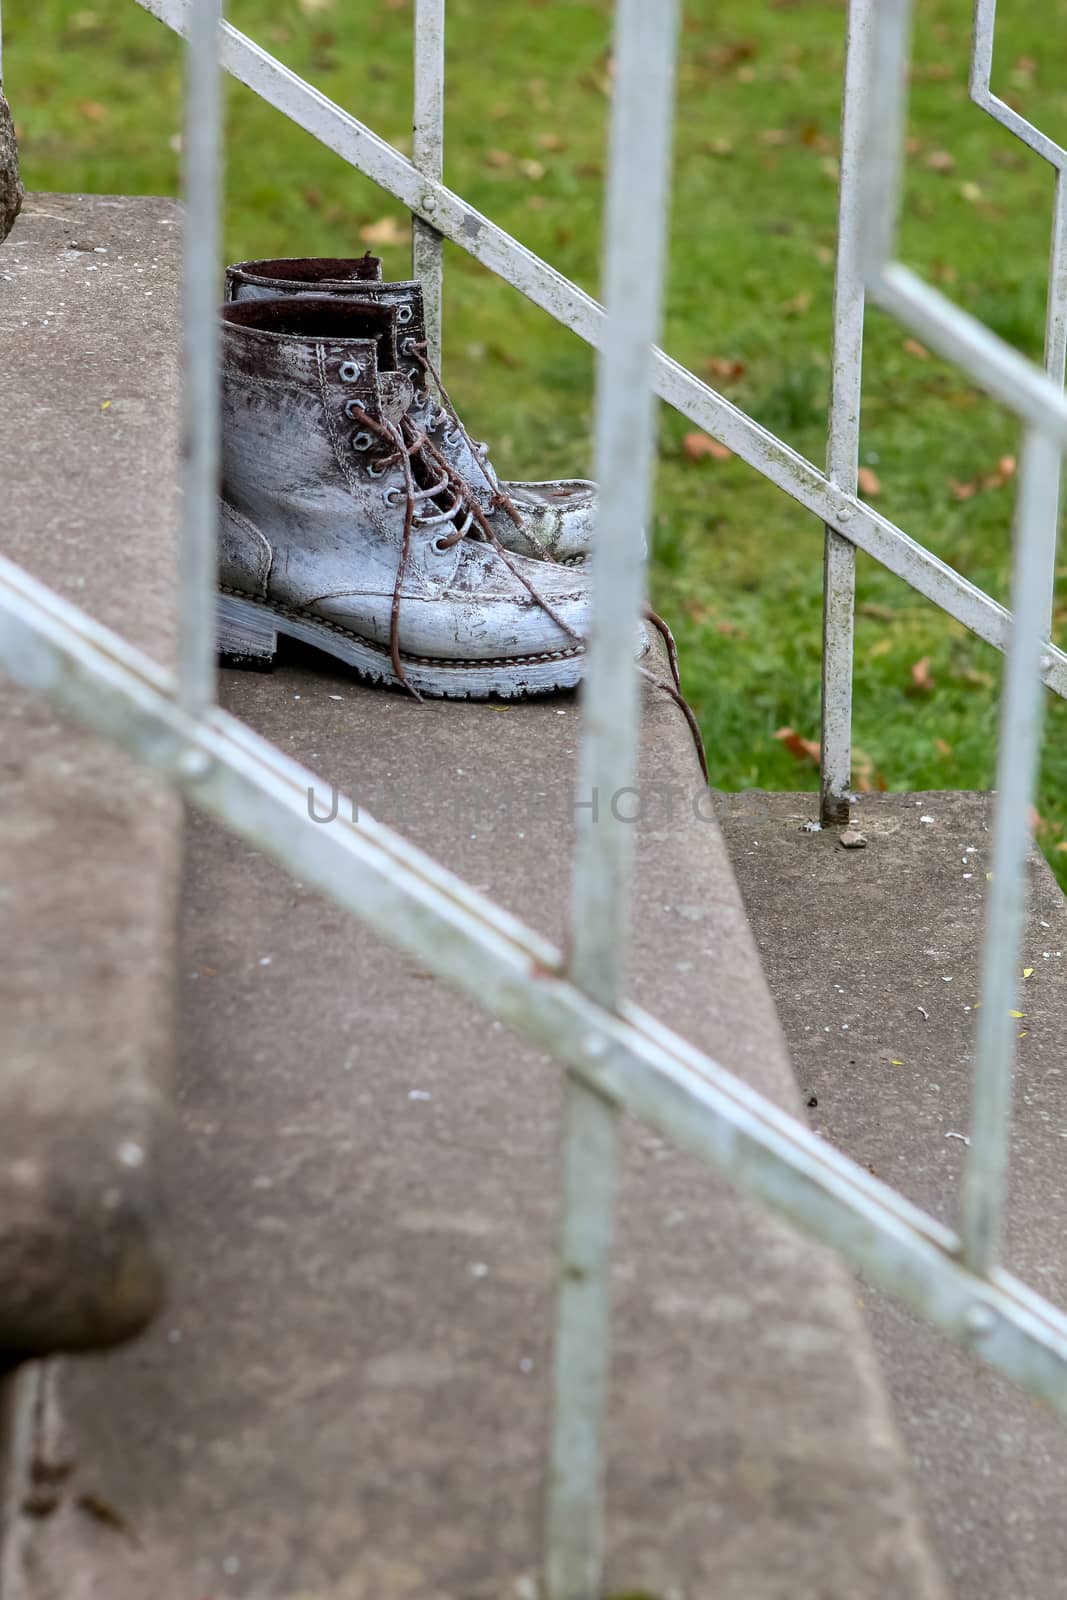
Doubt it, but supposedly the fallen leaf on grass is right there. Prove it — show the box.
[682,431,732,462]
[298,0,334,13]
[485,148,513,169]
[781,290,812,316]
[935,737,954,757]
[519,158,546,181]
[360,216,406,246]
[925,149,956,173]
[774,726,820,764]
[78,101,109,121]
[950,478,978,500]
[857,465,881,496]
[910,655,935,694]
[706,356,746,384]
[903,337,930,359]
[537,132,565,152]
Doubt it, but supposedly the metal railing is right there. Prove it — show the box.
[0,0,1065,1595]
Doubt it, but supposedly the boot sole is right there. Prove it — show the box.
[217,588,586,699]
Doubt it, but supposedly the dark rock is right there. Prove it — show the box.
[0,84,24,242]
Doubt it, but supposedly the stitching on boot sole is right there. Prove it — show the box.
[218,587,586,670]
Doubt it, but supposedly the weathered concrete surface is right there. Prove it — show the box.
[0,195,182,1353]
[0,87,22,241]
[722,790,1067,1600]
[2,658,946,1598]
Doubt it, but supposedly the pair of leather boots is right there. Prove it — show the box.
[219,255,630,698]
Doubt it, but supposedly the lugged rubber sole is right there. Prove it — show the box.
[217,588,587,699]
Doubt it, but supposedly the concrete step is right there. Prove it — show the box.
[721,791,1067,1600]
[1,653,947,1598]
[0,194,182,1355]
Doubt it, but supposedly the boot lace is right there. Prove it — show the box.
[319,345,708,778]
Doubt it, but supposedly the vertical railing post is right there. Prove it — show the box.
[960,425,1060,1272]
[546,3,679,1597]
[820,0,874,827]
[178,0,223,716]
[1038,174,1067,631]
[412,0,445,370]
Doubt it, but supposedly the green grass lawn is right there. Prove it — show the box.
[5,0,1067,882]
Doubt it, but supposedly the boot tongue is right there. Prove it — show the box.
[377,370,414,425]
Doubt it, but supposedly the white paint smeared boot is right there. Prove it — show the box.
[226,256,597,564]
[218,296,630,698]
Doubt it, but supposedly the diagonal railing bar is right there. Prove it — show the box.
[857,0,1065,1280]
[3,548,1067,1412]
[134,0,1067,703]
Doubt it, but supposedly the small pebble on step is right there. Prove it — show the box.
[839,828,868,850]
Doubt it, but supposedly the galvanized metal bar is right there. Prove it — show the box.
[547,1081,619,1600]
[548,4,679,1593]
[4,550,1067,1410]
[970,0,1065,633]
[131,0,1067,699]
[819,0,873,827]
[961,427,1061,1274]
[971,0,1067,168]
[178,0,223,715]
[411,0,444,369]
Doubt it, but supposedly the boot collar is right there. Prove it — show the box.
[221,296,414,422]
[226,254,383,296]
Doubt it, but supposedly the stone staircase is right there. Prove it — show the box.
[0,192,1064,1599]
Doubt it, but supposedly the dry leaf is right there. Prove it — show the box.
[519,158,546,181]
[868,638,892,659]
[925,149,956,173]
[485,148,513,168]
[781,290,812,316]
[537,132,565,151]
[78,100,108,121]
[760,128,788,146]
[359,216,406,246]
[1055,842,1067,854]
[857,465,881,496]
[960,180,983,203]
[774,726,820,764]
[935,738,954,757]
[683,431,732,462]
[910,655,935,694]
[298,0,334,12]
[950,478,977,500]
[903,337,930,360]
[707,137,734,156]
[705,356,746,384]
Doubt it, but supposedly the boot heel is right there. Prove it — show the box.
[217,592,278,671]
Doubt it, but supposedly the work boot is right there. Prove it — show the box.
[217,295,623,699]
[226,256,597,564]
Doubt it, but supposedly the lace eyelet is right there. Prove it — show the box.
[339,359,362,383]
[367,460,386,478]
[382,486,403,507]
[397,305,414,325]
[431,535,451,553]
[344,398,368,421]
[401,337,417,355]
[349,428,374,450]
